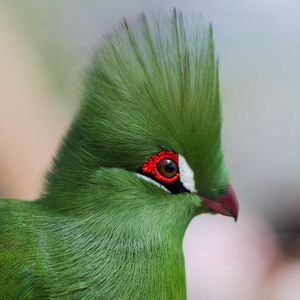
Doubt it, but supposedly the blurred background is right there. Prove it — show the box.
[0,0,299,299]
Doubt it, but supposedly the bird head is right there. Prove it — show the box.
[45,10,238,231]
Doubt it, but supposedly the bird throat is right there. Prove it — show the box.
[54,215,188,299]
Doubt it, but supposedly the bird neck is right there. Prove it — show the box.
[44,208,188,299]
[81,210,186,299]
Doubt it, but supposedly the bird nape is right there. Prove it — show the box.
[0,9,239,299]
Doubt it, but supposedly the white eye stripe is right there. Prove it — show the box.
[136,173,170,193]
[178,155,197,193]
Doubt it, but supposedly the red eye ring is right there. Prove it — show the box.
[141,151,180,183]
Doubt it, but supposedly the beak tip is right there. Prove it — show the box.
[201,185,239,221]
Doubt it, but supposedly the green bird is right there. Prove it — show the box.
[0,10,239,299]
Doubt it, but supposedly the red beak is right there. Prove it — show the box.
[201,185,239,221]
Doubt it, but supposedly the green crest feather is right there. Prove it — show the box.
[47,9,226,199]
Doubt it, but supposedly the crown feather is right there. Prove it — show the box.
[46,10,226,198]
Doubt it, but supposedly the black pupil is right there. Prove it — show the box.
[165,160,176,173]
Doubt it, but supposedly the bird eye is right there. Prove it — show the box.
[140,151,180,183]
[156,159,178,178]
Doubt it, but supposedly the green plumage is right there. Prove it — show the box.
[0,10,228,299]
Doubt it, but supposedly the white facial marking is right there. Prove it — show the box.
[178,155,197,193]
[136,173,170,193]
